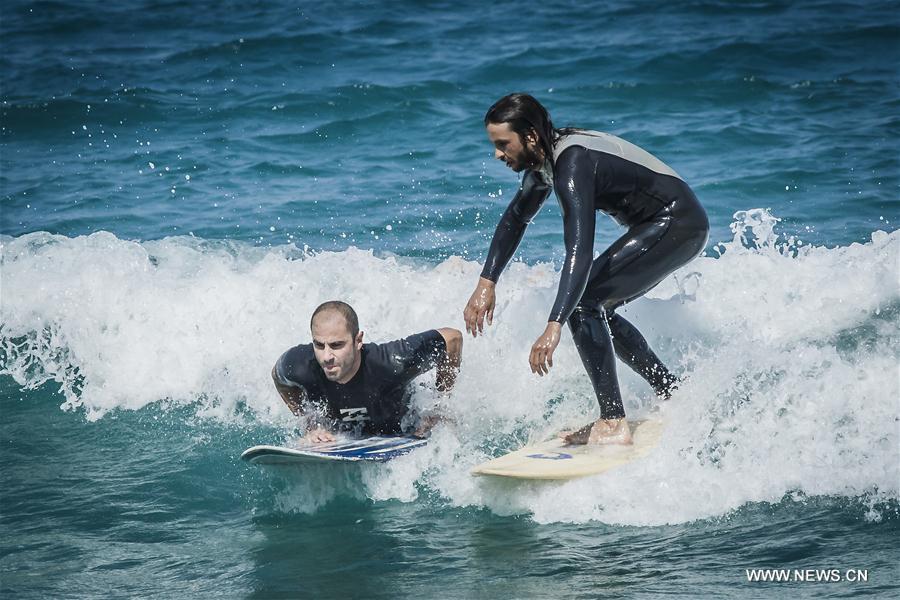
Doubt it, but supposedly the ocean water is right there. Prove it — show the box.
[1,0,898,598]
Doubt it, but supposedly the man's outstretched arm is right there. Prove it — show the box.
[412,327,462,438]
[271,366,335,443]
[272,366,305,415]
[435,327,463,392]
[465,171,551,337]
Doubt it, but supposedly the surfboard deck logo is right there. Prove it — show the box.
[241,435,427,465]
[526,452,573,460]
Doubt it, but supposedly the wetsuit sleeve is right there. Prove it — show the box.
[548,146,598,323]
[274,345,335,425]
[480,169,552,281]
[274,346,313,389]
[376,330,447,384]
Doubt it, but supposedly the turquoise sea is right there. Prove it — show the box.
[2,1,898,597]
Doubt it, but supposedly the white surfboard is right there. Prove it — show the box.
[241,435,427,465]
[471,419,664,480]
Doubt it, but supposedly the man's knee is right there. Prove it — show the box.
[567,304,604,327]
[606,311,624,331]
[566,306,610,344]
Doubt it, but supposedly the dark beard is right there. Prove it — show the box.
[521,144,544,171]
[510,144,544,172]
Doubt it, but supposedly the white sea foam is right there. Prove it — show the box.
[1,210,898,524]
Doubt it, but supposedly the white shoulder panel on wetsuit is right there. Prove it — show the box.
[552,130,683,181]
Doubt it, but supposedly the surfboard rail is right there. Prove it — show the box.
[241,435,427,465]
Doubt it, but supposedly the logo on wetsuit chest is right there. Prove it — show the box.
[339,407,371,423]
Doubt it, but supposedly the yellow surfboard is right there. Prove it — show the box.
[471,419,664,480]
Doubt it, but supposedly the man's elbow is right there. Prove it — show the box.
[272,366,295,401]
[271,366,282,388]
[437,327,463,360]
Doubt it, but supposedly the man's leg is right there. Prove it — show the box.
[607,313,679,399]
[562,306,634,445]
[567,307,624,419]
[561,215,703,444]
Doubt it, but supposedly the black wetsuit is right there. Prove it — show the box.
[274,330,447,434]
[481,130,709,419]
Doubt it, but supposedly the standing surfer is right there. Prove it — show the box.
[463,93,708,445]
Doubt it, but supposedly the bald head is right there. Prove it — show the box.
[310,300,359,338]
[310,301,363,383]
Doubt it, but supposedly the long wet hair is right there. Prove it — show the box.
[483,93,563,165]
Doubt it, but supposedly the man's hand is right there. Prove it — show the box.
[305,427,337,444]
[412,413,444,438]
[463,277,497,337]
[529,321,562,376]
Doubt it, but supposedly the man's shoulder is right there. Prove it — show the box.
[553,130,613,162]
[282,342,314,360]
[364,330,442,374]
[367,330,441,351]
[554,130,681,180]
[277,343,319,383]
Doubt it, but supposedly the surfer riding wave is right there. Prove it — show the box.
[463,93,709,445]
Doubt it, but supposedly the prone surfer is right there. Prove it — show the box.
[272,300,462,443]
[463,93,709,445]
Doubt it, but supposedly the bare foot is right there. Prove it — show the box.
[558,422,595,444]
[560,418,633,446]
